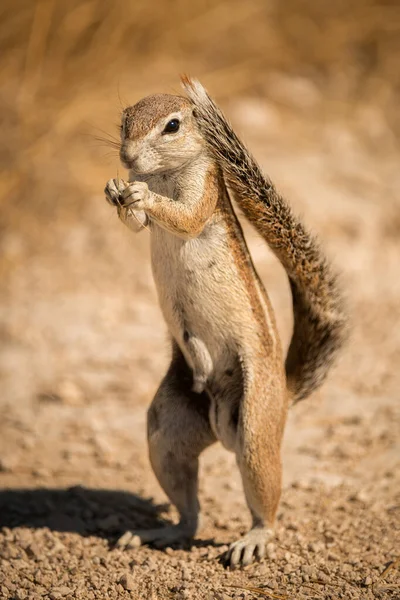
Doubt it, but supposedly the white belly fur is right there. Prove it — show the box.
[150,217,252,384]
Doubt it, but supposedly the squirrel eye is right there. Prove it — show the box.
[163,119,180,134]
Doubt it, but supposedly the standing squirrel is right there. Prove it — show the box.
[104,77,346,568]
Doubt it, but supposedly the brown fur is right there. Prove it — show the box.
[182,76,348,403]
[123,94,190,139]
[104,78,347,568]
[145,161,218,238]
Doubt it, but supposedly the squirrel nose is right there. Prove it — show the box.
[120,142,138,166]
[120,146,132,164]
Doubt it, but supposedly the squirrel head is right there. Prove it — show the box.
[119,94,203,175]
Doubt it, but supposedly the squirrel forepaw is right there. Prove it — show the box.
[104,178,128,206]
[121,181,152,211]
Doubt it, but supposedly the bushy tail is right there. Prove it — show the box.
[182,76,347,403]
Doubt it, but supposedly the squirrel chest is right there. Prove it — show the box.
[150,217,241,344]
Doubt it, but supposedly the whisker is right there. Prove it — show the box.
[93,135,121,149]
[90,126,121,145]
[99,151,120,160]
[95,125,120,139]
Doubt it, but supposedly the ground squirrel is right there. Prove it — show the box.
[104,77,347,568]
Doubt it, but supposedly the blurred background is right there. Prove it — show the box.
[0,1,399,596]
[0,0,399,507]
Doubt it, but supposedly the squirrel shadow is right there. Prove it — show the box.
[0,486,219,549]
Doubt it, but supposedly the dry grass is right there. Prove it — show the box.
[0,0,398,364]
[1,0,399,246]
[0,6,399,599]
[0,0,399,299]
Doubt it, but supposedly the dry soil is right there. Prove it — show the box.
[0,95,399,599]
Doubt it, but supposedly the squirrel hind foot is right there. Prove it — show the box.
[226,527,273,568]
[116,522,196,550]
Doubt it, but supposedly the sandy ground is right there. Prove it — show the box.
[0,98,399,599]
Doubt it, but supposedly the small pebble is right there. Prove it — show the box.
[119,573,135,591]
[283,564,292,574]
[53,587,73,597]
[0,455,18,473]
[56,380,85,406]
[327,551,340,561]
[32,467,50,478]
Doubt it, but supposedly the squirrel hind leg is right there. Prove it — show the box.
[225,380,285,568]
[117,344,216,551]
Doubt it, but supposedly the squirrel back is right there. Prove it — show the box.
[182,76,347,403]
